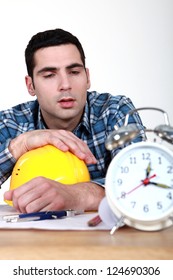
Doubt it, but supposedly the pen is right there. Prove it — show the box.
[2,210,83,223]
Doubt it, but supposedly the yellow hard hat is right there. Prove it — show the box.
[5,144,90,206]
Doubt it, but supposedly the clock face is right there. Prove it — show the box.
[106,142,173,230]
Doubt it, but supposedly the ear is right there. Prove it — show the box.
[85,68,91,89]
[25,75,35,96]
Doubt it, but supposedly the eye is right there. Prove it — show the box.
[70,70,80,75]
[43,73,55,78]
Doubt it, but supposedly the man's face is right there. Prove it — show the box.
[25,44,91,130]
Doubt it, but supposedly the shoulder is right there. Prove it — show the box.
[87,91,134,115]
[0,100,39,121]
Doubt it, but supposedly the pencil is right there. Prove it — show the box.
[87,214,102,227]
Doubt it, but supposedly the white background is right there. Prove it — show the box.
[0,0,173,200]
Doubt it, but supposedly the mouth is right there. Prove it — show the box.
[58,97,75,108]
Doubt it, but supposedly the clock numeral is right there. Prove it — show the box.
[131,201,136,208]
[129,157,137,164]
[167,166,173,174]
[120,192,126,199]
[167,192,172,200]
[142,153,151,161]
[143,204,149,212]
[117,178,123,185]
[157,201,163,209]
[120,166,129,173]
[158,156,162,164]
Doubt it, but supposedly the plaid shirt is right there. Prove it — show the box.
[0,91,145,187]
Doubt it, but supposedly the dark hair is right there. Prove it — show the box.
[25,28,86,78]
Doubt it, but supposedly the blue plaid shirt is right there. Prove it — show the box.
[0,91,145,187]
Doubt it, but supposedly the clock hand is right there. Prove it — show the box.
[118,174,156,198]
[146,162,151,178]
[144,163,171,189]
[142,174,156,186]
[149,181,173,189]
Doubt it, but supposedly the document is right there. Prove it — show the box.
[0,204,110,231]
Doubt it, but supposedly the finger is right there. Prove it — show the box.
[12,177,45,212]
[25,197,60,213]
[50,130,97,164]
[23,129,97,164]
[12,177,63,213]
[25,197,51,213]
[24,180,60,213]
[4,190,13,201]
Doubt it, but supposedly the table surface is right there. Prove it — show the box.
[0,225,173,260]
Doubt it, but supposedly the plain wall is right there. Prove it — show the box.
[0,0,173,201]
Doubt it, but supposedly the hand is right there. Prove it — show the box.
[4,177,105,213]
[9,129,97,165]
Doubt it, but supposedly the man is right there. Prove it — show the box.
[0,28,145,213]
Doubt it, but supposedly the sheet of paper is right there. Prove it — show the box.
[0,204,110,231]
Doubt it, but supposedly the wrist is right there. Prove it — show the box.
[9,134,25,160]
[77,181,105,211]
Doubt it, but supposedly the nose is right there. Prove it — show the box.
[58,72,71,91]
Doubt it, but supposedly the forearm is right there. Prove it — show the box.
[8,133,28,160]
[4,176,105,213]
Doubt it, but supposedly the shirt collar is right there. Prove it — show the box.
[81,100,91,132]
[73,100,91,134]
[37,108,47,129]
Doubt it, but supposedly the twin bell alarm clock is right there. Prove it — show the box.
[104,107,173,232]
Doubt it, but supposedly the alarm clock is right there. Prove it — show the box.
[105,107,173,232]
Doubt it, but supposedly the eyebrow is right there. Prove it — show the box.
[37,63,84,74]
[66,63,84,69]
